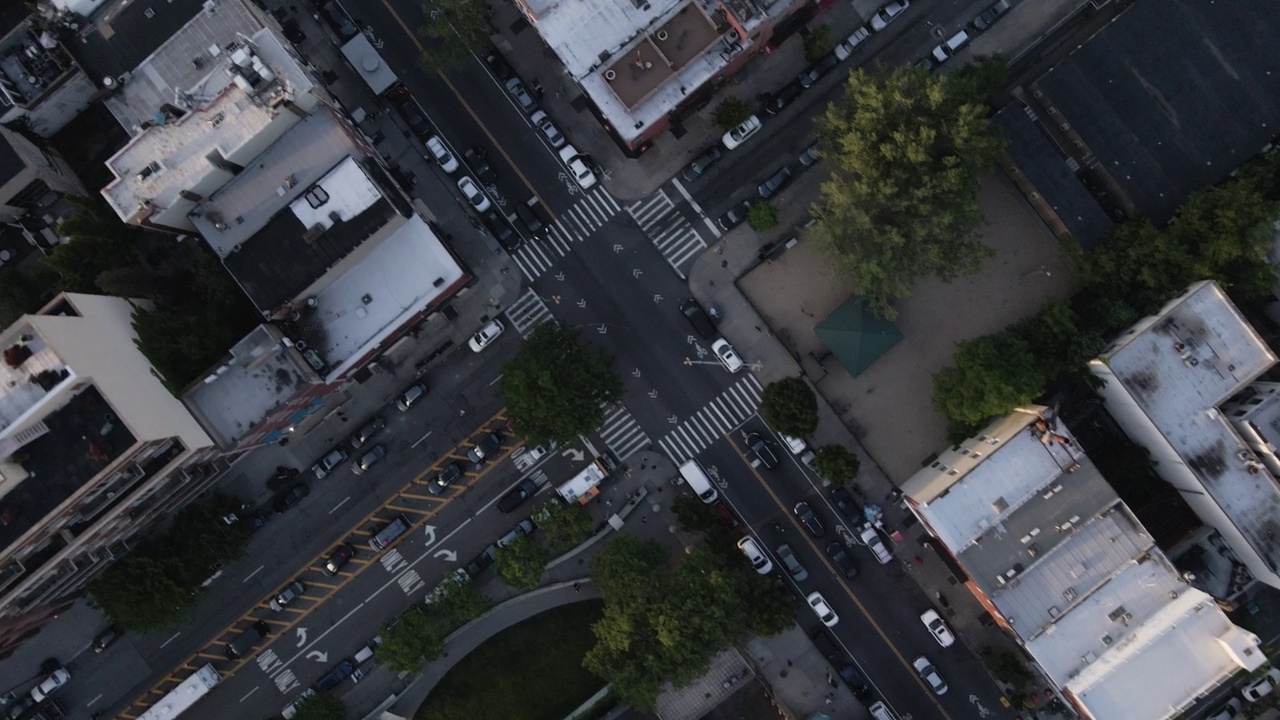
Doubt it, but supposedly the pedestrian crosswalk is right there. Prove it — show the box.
[504,289,555,337]
[627,190,708,279]
[597,403,651,462]
[658,375,764,465]
[510,187,620,282]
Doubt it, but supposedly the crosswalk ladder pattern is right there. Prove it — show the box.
[658,375,764,465]
[511,188,620,282]
[504,289,555,337]
[597,403,651,462]
[627,190,708,279]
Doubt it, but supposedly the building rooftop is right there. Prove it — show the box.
[1094,281,1280,573]
[0,21,78,111]
[73,0,224,91]
[0,324,72,435]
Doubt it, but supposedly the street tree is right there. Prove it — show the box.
[811,65,1005,317]
[494,535,548,591]
[537,500,594,551]
[932,332,1046,430]
[747,202,777,231]
[90,556,192,632]
[803,25,833,62]
[1012,300,1104,379]
[501,324,623,446]
[418,0,492,70]
[429,572,490,622]
[760,377,818,438]
[292,693,347,720]
[813,445,860,488]
[378,609,444,673]
[711,95,751,131]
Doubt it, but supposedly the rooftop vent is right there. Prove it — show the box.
[1101,634,1113,646]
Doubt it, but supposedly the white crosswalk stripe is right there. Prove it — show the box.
[596,404,651,462]
[627,189,707,279]
[658,375,764,465]
[509,187,621,282]
[504,289,555,337]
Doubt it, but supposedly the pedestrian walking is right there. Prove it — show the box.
[572,582,581,593]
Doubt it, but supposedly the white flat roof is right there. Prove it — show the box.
[289,158,382,231]
[340,34,398,95]
[533,0,684,79]
[558,460,606,503]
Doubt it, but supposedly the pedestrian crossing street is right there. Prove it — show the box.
[510,187,620,282]
[626,190,708,279]
[504,288,555,337]
[597,403,651,462]
[658,374,764,465]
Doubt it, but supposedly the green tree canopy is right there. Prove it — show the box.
[932,332,1045,431]
[747,202,777,231]
[501,324,623,446]
[428,571,490,622]
[89,556,191,632]
[760,377,818,438]
[292,693,347,720]
[803,25,833,62]
[494,535,548,591]
[711,96,751,131]
[811,65,1006,316]
[0,267,48,328]
[813,445,860,488]
[418,0,492,69]
[537,500,594,551]
[379,608,444,673]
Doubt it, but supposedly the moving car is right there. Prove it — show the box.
[396,382,428,412]
[324,543,355,575]
[530,110,566,148]
[680,298,717,339]
[481,209,522,251]
[913,656,947,695]
[807,591,839,627]
[93,627,121,653]
[349,417,386,449]
[457,176,491,213]
[498,478,539,512]
[311,446,349,479]
[468,320,505,352]
[776,543,808,581]
[833,26,871,60]
[272,483,309,513]
[971,0,1011,30]
[826,542,858,578]
[793,501,825,537]
[869,0,909,31]
[425,136,459,174]
[716,199,755,231]
[559,144,598,189]
[682,146,723,181]
[712,338,745,373]
[764,81,803,116]
[920,609,956,647]
[352,445,387,475]
[722,115,762,150]
[467,431,503,465]
[271,580,307,612]
[747,433,778,469]
[505,77,538,114]
[427,461,466,496]
[514,201,549,241]
[859,524,893,564]
[798,53,838,89]
[758,165,794,199]
[1244,667,1280,702]
[29,668,69,702]
[736,536,773,574]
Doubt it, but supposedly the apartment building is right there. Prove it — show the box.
[0,293,231,655]
[901,408,1264,720]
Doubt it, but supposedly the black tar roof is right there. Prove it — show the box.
[1034,0,1280,226]
[0,131,24,187]
[72,0,207,80]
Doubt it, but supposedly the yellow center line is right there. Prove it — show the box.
[725,436,955,720]
[376,0,562,223]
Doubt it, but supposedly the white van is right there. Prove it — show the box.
[678,460,719,504]
[869,701,900,720]
[931,30,970,63]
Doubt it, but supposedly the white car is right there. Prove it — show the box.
[807,591,839,627]
[282,688,316,719]
[920,609,956,647]
[722,115,762,150]
[712,338,744,373]
[425,136,459,174]
[1243,667,1280,703]
[859,524,893,564]
[913,656,947,695]
[468,319,505,352]
[558,144,597,189]
[456,176,491,213]
[736,536,773,574]
[869,0,909,31]
[530,110,566,148]
[30,667,69,702]
[834,26,871,60]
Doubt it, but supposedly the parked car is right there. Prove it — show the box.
[859,524,893,564]
[271,580,307,612]
[799,141,821,167]
[913,656,947,695]
[1243,667,1280,702]
[920,609,955,647]
[425,136,459,174]
[388,87,430,139]
[764,81,804,116]
[465,545,498,576]
[457,176,491,213]
[758,165,794,199]
[498,478,539,512]
[971,0,1011,30]
[826,542,858,578]
[833,26,871,60]
[485,48,514,80]
[798,53,838,89]
[807,591,839,627]
[314,659,356,691]
[680,298,717,339]
[349,417,386,449]
[776,543,808,581]
[747,433,778,469]
[352,445,387,475]
[427,461,466,496]
[793,501,825,537]
[311,446,349,479]
[396,382,427,412]
[736,536,773,574]
[712,338,744,373]
[467,431,503,465]
[497,518,537,548]
[722,115,762,150]
[558,144,597,189]
[530,110,566,148]
[468,320,505,352]
[93,627,121,653]
[931,29,971,63]
[505,76,538,114]
[30,668,69,703]
[870,0,910,31]
[324,543,355,575]
[681,146,723,181]
[839,664,874,703]
[273,483,309,514]
[514,201,549,241]
[463,146,497,185]
[716,199,755,231]
[481,209,522,251]
[1206,699,1243,720]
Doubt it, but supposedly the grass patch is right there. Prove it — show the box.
[416,600,605,720]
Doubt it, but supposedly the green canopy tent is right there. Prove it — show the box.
[813,297,902,377]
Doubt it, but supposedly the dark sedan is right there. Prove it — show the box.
[764,81,804,116]
[498,478,539,513]
[793,501,826,538]
[427,461,466,496]
[681,146,723,182]
[272,483,309,514]
[747,433,779,470]
[388,87,431,139]
[717,199,755,231]
[826,542,858,578]
[467,431,504,466]
[323,543,355,576]
[798,53,839,88]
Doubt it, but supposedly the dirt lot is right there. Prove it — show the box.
[738,171,1077,482]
